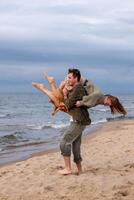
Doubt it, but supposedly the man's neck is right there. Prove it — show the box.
[73,82,79,87]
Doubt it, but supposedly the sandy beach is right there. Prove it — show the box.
[0,119,134,200]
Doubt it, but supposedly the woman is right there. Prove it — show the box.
[32,73,68,115]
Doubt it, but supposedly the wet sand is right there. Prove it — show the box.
[0,119,134,200]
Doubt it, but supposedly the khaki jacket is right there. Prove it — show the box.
[80,78,104,108]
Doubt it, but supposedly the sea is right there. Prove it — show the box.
[0,93,134,166]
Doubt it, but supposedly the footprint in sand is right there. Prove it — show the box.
[124,163,134,169]
[44,186,54,192]
[85,167,101,175]
[113,185,130,198]
[114,190,129,197]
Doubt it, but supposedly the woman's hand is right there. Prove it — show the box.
[62,88,68,99]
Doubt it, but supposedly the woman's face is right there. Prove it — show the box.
[104,96,112,106]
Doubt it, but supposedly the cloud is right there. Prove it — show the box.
[0,0,134,93]
[0,0,134,43]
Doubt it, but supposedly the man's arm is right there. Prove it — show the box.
[76,79,104,108]
[77,92,104,108]
[64,85,85,110]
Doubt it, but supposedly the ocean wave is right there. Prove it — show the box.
[91,115,134,125]
[27,124,52,130]
[27,123,69,130]
[6,140,51,149]
[0,114,7,118]
[51,123,69,129]
[0,132,26,144]
[91,118,107,125]
[90,105,108,110]
[0,124,25,132]
[107,115,134,121]
[0,114,11,118]
[95,108,107,112]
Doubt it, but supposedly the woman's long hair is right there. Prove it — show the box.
[106,94,127,115]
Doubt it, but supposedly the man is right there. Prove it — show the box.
[59,68,91,175]
[32,71,126,176]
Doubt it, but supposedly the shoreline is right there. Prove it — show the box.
[0,119,134,200]
[0,118,130,168]
[0,122,102,168]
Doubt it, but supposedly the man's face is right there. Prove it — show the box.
[104,96,112,106]
[67,73,77,86]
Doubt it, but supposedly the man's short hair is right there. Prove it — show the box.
[68,68,81,81]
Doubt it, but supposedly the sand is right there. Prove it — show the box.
[0,119,134,200]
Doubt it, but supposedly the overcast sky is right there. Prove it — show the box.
[0,0,134,94]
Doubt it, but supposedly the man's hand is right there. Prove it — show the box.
[75,101,81,107]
